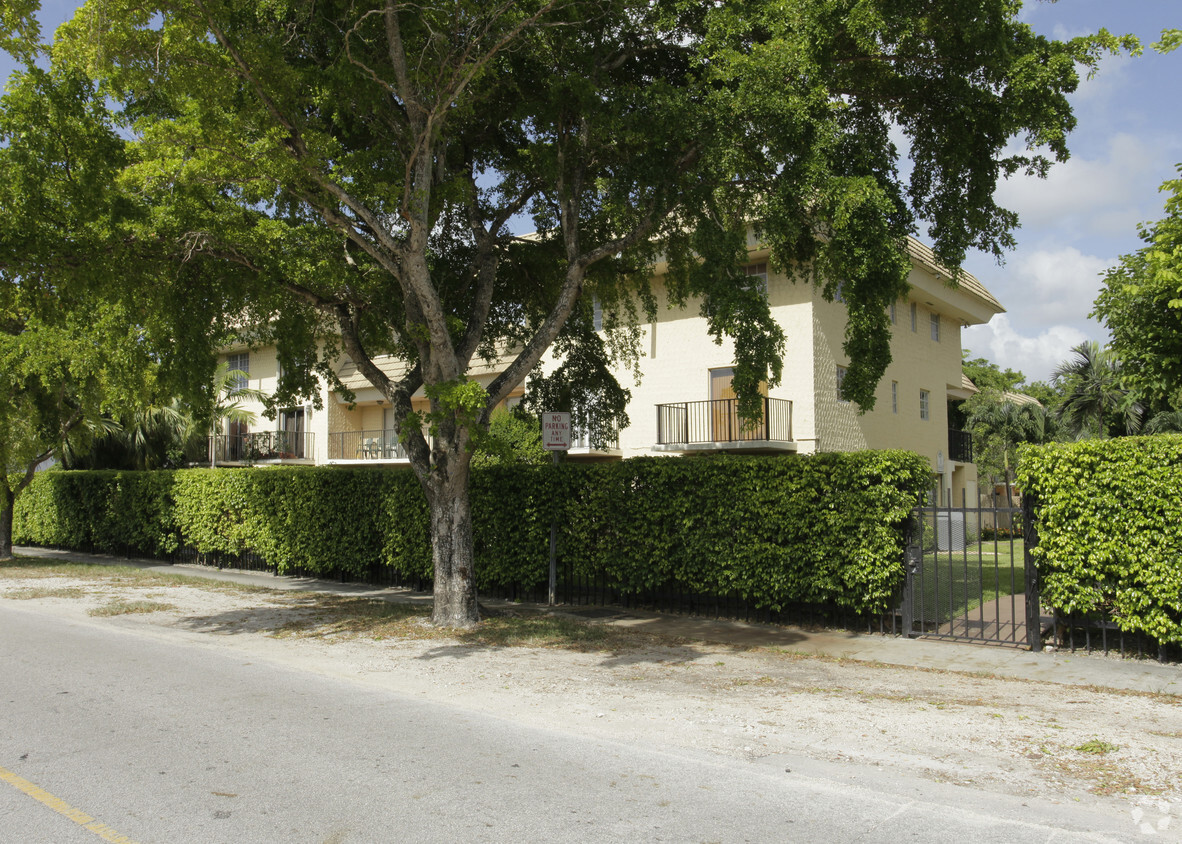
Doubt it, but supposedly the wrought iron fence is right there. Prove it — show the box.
[901,504,1034,648]
[206,431,314,463]
[568,419,620,451]
[327,429,409,461]
[655,397,793,445]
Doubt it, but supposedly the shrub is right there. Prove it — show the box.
[1017,435,1182,645]
[15,449,931,614]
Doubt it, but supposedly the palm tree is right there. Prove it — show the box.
[1143,409,1182,434]
[966,398,1049,510]
[1052,341,1141,439]
[60,404,190,470]
[207,362,266,466]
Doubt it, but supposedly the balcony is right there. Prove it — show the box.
[327,429,409,462]
[948,428,973,463]
[206,431,314,464]
[654,397,796,453]
[566,419,621,458]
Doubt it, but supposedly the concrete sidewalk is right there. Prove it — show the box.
[13,545,1180,697]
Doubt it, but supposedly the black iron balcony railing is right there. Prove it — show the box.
[569,419,621,451]
[655,397,793,446]
[209,431,313,463]
[948,428,973,463]
[328,429,409,461]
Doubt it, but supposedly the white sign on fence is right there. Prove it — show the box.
[542,412,571,451]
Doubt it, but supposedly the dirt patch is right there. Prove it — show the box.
[3,569,1180,814]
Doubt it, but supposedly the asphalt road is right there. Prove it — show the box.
[0,604,1149,843]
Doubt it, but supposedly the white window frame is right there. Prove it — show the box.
[910,303,918,332]
[743,262,768,298]
[226,352,249,394]
[919,389,930,421]
[836,365,849,403]
[930,312,940,342]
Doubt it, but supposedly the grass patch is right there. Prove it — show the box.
[916,539,1025,623]
[3,585,88,600]
[457,613,649,651]
[89,599,178,617]
[273,596,660,653]
[1075,738,1120,755]
[0,558,269,594]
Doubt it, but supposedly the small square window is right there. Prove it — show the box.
[930,312,940,342]
[836,365,849,403]
[919,389,930,420]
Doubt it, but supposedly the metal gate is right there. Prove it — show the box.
[900,500,1042,649]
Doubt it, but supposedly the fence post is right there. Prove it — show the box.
[1022,492,1042,651]
[901,509,921,637]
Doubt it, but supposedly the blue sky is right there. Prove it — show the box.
[5,1,1179,383]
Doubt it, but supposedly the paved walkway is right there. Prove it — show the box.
[13,546,1181,697]
[935,592,1037,645]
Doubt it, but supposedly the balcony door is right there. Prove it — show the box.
[280,408,306,458]
[710,368,767,442]
[227,420,248,462]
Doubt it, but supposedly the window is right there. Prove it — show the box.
[891,380,898,414]
[226,352,249,393]
[930,312,940,342]
[889,301,897,324]
[591,297,603,332]
[279,407,307,458]
[919,389,930,420]
[743,262,768,297]
[836,366,849,403]
[910,303,918,332]
[834,281,845,304]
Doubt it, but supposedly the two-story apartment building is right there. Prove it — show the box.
[211,236,1002,506]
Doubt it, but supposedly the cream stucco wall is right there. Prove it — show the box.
[218,344,329,464]
[808,266,980,505]
[590,252,993,505]
[602,256,817,458]
[216,237,996,505]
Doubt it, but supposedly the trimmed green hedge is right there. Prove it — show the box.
[15,450,930,613]
[1017,435,1182,645]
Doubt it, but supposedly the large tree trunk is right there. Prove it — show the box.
[0,485,15,560]
[425,452,479,628]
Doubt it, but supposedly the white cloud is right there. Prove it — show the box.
[963,316,1093,384]
[1007,247,1112,325]
[994,133,1167,237]
[967,245,1113,339]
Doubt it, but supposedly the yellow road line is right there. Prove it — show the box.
[0,765,141,844]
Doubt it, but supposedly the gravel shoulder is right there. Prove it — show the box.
[3,566,1180,832]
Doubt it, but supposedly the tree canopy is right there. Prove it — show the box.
[3,0,1121,624]
[0,61,169,557]
[964,394,1049,504]
[1093,166,1182,413]
[962,353,1027,394]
